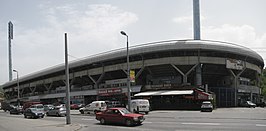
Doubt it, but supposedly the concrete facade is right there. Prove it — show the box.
[1,40,264,107]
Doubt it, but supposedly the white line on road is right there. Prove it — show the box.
[182,122,221,126]
[143,121,153,124]
[81,118,94,121]
[256,124,266,127]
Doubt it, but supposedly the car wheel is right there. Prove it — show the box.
[94,110,98,114]
[145,112,149,114]
[125,119,133,126]
[80,110,84,114]
[24,115,27,118]
[56,113,60,117]
[100,118,105,125]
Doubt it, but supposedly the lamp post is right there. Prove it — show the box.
[120,31,131,112]
[13,69,20,106]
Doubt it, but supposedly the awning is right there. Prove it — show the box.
[134,90,193,97]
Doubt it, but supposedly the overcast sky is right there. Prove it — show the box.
[1,0,266,85]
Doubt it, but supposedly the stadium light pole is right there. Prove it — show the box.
[13,69,20,106]
[8,21,14,81]
[120,31,131,112]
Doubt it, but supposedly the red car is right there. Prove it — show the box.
[96,108,145,126]
[70,104,79,110]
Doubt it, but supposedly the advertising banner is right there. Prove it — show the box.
[130,70,135,82]
[226,59,244,70]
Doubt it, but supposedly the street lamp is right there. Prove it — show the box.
[13,69,20,106]
[120,31,131,112]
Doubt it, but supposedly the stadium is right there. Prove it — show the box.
[1,39,264,109]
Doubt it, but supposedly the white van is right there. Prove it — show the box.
[79,101,107,114]
[131,99,150,114]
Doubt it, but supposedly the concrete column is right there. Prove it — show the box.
[229,68,246,107]
[196,64,202,86]
[172,64,199,85]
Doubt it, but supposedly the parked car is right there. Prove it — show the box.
[23,108,45,118]
[30,104,44,111]
[44,104,54,113]
[70,104,79,110]
[23,101,42,111]
[55,104,65,108]
[96,108,145,126]
[245,101,256,108]
[9,106,23,115]
[257,102,265,107]
[1,102,13,112]
[79,101,107,114]
[130,99,150,114]
[106,101,123,108]
[46,107,66,117]
[78,104,85,109]
[201,101,213,112]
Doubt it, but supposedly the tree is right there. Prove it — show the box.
[260,69,266,97]
[0,86,4,99]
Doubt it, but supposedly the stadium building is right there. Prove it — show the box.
[1,40,264,109]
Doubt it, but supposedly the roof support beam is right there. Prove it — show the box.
[171,64,199,84]
[136,66,145,79]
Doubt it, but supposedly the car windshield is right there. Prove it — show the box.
[202,103,211,106]
[119,108,131,114]
[37,105,43,109]
[30,108,37,112]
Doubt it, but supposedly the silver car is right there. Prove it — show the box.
[46,107,66,117]
[201,101,213,112]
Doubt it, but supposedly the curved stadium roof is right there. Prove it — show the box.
[2,39,264,87]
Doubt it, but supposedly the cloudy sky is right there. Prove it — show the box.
[1,0,266,85]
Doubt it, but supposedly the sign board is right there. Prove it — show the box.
[98,88,122,96]
[195,90,209,100]
[105,78,127,85]
[130,70,135,82]
[226,59,244,70]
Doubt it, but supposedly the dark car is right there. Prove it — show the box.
[46,107,66,117]
[257,102,265,107]
[24,108,45,118]
[1,102,13,112]
[96,108,145,126]
[9,106,23,115]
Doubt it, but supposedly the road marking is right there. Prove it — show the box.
[143,121,153,124]
[81,118,94,121]
[182,122,221,126]
[256,124,266,127]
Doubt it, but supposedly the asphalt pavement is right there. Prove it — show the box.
[0,110,82,131]
[1,108,266,131]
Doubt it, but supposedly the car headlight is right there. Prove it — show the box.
[133,117,138,121]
